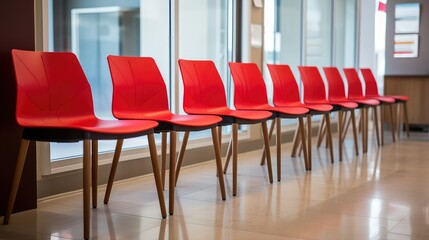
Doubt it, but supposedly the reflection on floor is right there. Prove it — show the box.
[1,130,429,239]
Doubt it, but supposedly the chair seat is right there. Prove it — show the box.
[307,100,358,110]
[116,111,222,129]
[19,115,159,137]
[267,105,309,116]
[76,118,159,134]
[157,113,222,128]
[203,107,272,121]
[277,102,333,113]
[368,95,396,103]
[236,104,309,116]
[391,95,409,102]
[348,97,380,106]
[331,96,379,107]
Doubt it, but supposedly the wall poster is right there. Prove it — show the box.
[394,34,419,58]
[394,3,420,58]
[395,3,420,34]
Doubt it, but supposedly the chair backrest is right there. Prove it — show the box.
[228,62,269,109]
[266,64,302,106]
[12,49,95,127]
[107,55,170,119]
[297,66,327,103]
[343,68,365,98]
[360,68,379,97]
[322,67,347,100]
[178,59,228,114]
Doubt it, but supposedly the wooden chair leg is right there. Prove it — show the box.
[350,110,359,155]
[298,139,303,156]
[83,139,91,240]
[291,124,301,157]
[299,117,309,171]
[403,102,410,137]
[211,127,226,200]
[373,106,380,147]
[216,127,223,176]
[217,126,222,147]
[366,108,370,149]
[232,123,238,196]
[175,131,190,186]
[342,111,348,128]
[325,113,334,164]
[261,121,274,183]
[276,117,281,181]
[396,103,401,139]
[260,119,276,165]
[91,140,98,208]
[341,111,350,141]
[342,110,354,142]
[307,114,313,168]
[317,115,326,148]
[169,131,177,215]
[338,111,343,161]
[147,133,167,218]
[380,105,385,146]
[3,139,30,225]
[389,104,396,143]
[104,139,124,204]
[363,108,368,153]
[325,117,330,149]
[223,135,232,173]
[358,109,362,133]
[360,108,364,153]
[360,109,364,153]
[216,126,223,176]
[161,132,167,189]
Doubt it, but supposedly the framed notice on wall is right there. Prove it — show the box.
[394,34,419,58]
[394,3,420,58]
[395,3,420,34]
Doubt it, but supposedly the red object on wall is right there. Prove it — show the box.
[378,0,386,12]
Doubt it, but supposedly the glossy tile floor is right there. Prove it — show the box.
[1,130,429,239]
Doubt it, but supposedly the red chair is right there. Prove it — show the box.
[361,68,410,139]
[323,67,380,153]
[267,64,333,170]
[344,68,397,145]
[4,50,166,239]
[178,59,272,196]
[228,62,309,179]
[106,55,226,215]
[298,66,359,161]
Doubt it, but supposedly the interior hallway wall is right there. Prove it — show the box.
[0,0,37,215]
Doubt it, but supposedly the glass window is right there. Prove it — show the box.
[178,0,234,137]
[50,0,143,160]
[334,0,357,68]
[305,0,333,67]
[264,0,358,125]
[140,0,170,97]
[264,0,302,105]
[264,0,357,69]
[275,0,302,67]
[48,0,234,161]
[264,0,303,126]
[178,0,232,111]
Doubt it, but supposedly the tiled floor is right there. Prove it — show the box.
[1,130,429,239]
